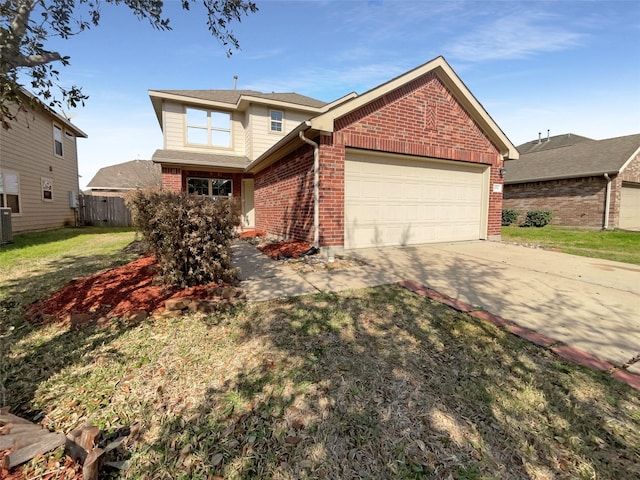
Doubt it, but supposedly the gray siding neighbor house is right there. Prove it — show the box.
[0,91,87,233]
[503,133,640,230]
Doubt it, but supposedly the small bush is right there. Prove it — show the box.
[523,210,553,227]
[502,209,519,226]
[126,189,241,287]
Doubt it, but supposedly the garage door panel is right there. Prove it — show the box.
[619,184,640,230]
[345,153,486,249]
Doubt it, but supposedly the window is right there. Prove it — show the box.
[53,124,63,156]
[186,108,231,147]
[270,110,283,132]
[41,177,53,201]
[0,170,21,214]
[187,177,232,199]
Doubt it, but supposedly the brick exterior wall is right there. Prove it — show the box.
[503,153,640,229]
[254,146,315,242]
[162,167,182,192]
[503,177,609,228]
[254,71,505,247]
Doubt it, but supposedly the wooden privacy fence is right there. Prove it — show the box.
[79,195,132,227]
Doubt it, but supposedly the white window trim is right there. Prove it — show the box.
[41,177,54,202]
[0,169,22,215]
[185,107,232,148]
[53,123,64,157]
[269,109,284,134]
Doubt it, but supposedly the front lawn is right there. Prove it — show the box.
[1,228,638,479]
[502,225,640,265]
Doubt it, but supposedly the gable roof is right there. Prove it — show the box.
[504,133,640,184]
[309,56,518,160]
[86,160,161,190]
[246,56,519,174]
[517,133,593,155]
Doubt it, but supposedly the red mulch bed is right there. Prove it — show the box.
[259,241,312,260]
[25,255,220,323]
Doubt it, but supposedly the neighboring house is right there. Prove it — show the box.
[0,91,87,234]
[503,133,640,230]
[85,159,161,197]
[150,56,518,252]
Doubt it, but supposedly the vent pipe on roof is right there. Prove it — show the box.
[547,129,550,142]
[538,132,541,144]
[233,75,238,90]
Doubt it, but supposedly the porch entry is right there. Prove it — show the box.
[242,179,255,227]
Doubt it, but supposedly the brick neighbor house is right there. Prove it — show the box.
[150,56,518,253]
[503,133,640,230]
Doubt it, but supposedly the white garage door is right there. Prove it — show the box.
[619,183,640,230]
[345,151,488,249]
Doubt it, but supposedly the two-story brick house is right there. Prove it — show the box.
[0,91,87,234]
[149,89,354,227]
[151,56,518,253]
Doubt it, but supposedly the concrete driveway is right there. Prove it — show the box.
[348,241,640,375]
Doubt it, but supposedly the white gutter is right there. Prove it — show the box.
[603,173,612,230]
[299,130,320,248]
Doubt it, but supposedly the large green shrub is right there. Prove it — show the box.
[126,189,241,287]
[501,209,519,226]
[523,210,553,228]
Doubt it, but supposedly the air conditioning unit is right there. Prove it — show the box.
[0,207,12,245]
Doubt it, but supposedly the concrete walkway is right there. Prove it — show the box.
[232,239,640,378]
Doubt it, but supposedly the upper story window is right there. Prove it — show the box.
[53,124,63,156]
[270,110,283,133]
[186,107,231,147]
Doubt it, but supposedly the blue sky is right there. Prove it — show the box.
[41,0,640,189]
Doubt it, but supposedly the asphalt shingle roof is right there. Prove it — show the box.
[153,89,327,108]
[86,160,161,189]
[151,149,251,170]
[517,133,593,154]
[505,133,640,184]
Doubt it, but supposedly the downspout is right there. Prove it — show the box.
[603,173,612,230]
[299,130,320,248]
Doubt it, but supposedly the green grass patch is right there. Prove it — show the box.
[0,226,135,269]
[502,225,640,264]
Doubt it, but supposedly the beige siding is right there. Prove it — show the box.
[163,100,246,155]
[0,107,80,233]
[244,109,253,160]
[249,106,311,160]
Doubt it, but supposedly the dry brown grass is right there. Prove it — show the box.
[5,286,639,479]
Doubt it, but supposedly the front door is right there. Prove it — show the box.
[242,179,255,227]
